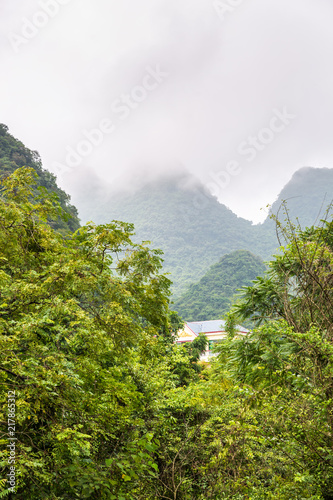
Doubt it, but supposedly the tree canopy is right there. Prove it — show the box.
[0,168,192,498]
[216,209,333,499]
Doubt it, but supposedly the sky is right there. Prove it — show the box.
[1,0,333,223]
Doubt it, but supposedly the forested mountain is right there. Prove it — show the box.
[172,166,333,320]
[263,166,333,229]
[173,250,266,321]
[74,166,333,297]
[3,124,332,301]
[76,170,276,296]
[0,124,80,234]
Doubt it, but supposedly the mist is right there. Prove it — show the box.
[1,0,333,222]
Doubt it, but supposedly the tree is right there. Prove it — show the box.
[216,210,333,498]
[235,207,333,333]
[0,168,175,498]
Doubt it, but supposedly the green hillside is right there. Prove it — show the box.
[263,167,333,229]
[173,249,266,321]
[76,172,276,297]
[0,124,80,234]
[73,166,333,298]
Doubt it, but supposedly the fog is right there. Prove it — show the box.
[1,0,333,222]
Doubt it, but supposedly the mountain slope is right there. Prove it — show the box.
[0,124,80,233]
[264,167,333,229]
[73,166,333,297]
[173,249,266,321]
[76,171,274,296]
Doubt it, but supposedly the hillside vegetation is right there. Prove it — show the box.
[77,172,276,296]
[263,166,333,229]
[173,249,266,321]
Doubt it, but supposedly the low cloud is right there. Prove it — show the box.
[1,0,333,222]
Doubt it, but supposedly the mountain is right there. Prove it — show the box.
[75,169,276,297]
[0,124,80,234]
[173,250,266,321]
[74,166,333,298]
[2,125,332,301]
[263,167,333,229]
[173,167,333,320]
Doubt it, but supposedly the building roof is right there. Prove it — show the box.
[187,320,249,335]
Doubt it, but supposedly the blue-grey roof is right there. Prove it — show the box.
[187,320,248,334]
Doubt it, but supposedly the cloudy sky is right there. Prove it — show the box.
[1,0,333,222]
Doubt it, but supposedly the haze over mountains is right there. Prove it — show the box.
[73,165,333,297]
[74,168,275,296]
[1,124,333,303]
[264,166,333,228]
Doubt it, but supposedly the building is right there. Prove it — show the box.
[176,320,249,361]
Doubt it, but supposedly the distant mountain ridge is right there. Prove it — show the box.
[76,169,277,296]
[263,166,333,229]
[74,166,333,297]
[172,167,333,320]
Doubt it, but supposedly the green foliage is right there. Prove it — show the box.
[235,210,333,333]
[212,211,333,499]
[0,167,229,499]
[1,161,333,499]
[212,320,333,498]
[174,250,266,321]
[184,334,208,368]
[0,168,174,497]
[0,123,80,234]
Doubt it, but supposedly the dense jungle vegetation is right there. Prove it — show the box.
[1,166,333,499]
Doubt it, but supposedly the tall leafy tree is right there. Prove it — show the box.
[216,210,333,499]
[235,208,333,332]
[0,168,176,498]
